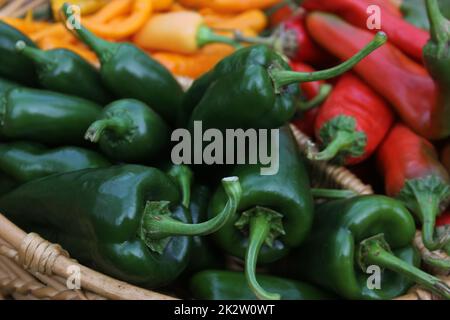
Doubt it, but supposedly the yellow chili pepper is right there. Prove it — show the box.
[178,0,282,13]
[82,0,152,40]
[86,0,131,23]
[133,10,240,54]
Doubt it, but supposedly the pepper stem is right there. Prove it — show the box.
[61,3,113,63]
[425,0,450,46]
[397,176,450,251]
[270,32,387,91]
[235,207,286,300]
[16,41,54,66]
[310,131,361,162]
[359,234,450,299]
[167,165,193,208]
[298,83,332,112]
[197,25,242,49]
[84,117,131,143]
[311,188,357,199]
[139,177,241,253]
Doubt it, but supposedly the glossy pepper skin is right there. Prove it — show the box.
[0,21,38,86]
[0,77,20,95]
[15,41,112,104]
[181,33,387,130]
[306,12,449,140]
[62,5,184,125]
[208,126,313,300]
[423,0,450,142]
[0,141,110,185]
[302,0,429,62]
[0,165,242,288]
[190,270,333,300]
[279,196,450,300]
[0,172,17,196]
[310,73,394,165]
[85,99,170,164]
[377,124,450,252]
[0,88,102,146]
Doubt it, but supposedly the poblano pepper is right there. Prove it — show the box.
[208,126,313,300]
[15,41,112,104]
[190,270,334,300]
[0,21,38,86]
[85,99,170,163]
[0,165,242,288]
[180,32,386,130]
[0,88,102,146]
[0,77,19,94]
[276,196,450,300]
[0,141,110,186]
[62,4,184,125]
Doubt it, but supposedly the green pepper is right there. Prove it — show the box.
[0,87,102,146]
[15,41,112,104]
[0,21,38,86]
[0,77,20,95]
[180,32,386,130]
[399,0,450,30]
[277,196,450,300]
[0,165,242,288]
[0,141,110,186]
[0,172,18,196]
[423,0,450,137]
[62,4,184,125]
[208,126,313,300]
[190,270,334,300]
[85,99,170,163]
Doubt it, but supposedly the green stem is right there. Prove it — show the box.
[167,165,193,208]
[309,131,359,162]
[233,30,277,47]
[360,235,450,299]
[422,253,450,271]
[298,83,332,111]
[311,188,357,199]
[270,32,387,90]
[84,117,131,143]
[142,176,241,240]
[16,41,54,66]
[425,0,450,45]
[244,209,282,300]
[61,3,113,63]
[197,25,243,49]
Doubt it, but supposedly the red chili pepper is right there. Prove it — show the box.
[289,62,324,138]
[442,142,450,175]
[268,3,295,27]
[309,73,394,165]
[235,10,331,65]
[377,123,450,251]
[306,12,449,140]
[302,0,429,62]
[437,211,450,227]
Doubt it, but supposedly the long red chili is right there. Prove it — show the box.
[310,73,394,166]
[377,123,450,251]
[306,12,449,140]
[302,0,429,62]
[290,61,328,137]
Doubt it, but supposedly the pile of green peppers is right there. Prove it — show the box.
[0,4,450,301]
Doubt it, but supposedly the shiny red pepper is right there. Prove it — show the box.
[306,12,449,140]
[302,0,429,62]
[437,210,450,227]
[377,124,450,251]
[311,73,394,165]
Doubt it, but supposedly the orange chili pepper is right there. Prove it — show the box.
[152,0,173,11]
[205,9,268,33]
[133,11,239,54]
[178,0,281,13]
[0,18,50,35]
[30,24,71,42]
[83,0,152,40]
[85,0,131,23]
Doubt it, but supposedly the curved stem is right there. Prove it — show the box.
[308,131,358,162]
[61,3,112,62]
[311,188,357,199]
[141,176,241,240]
[270,32,387,90]
[360,235,450,299]
[244,210,282,300]
[197,25,243,49]
[421,196,448,251]
[233,29,277,47]
[167,165,193,208]
[422,253,450,271]
[16,41,53,66]
[425,0,450,45]
[298,83,332,112]
[84,117,131,143]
